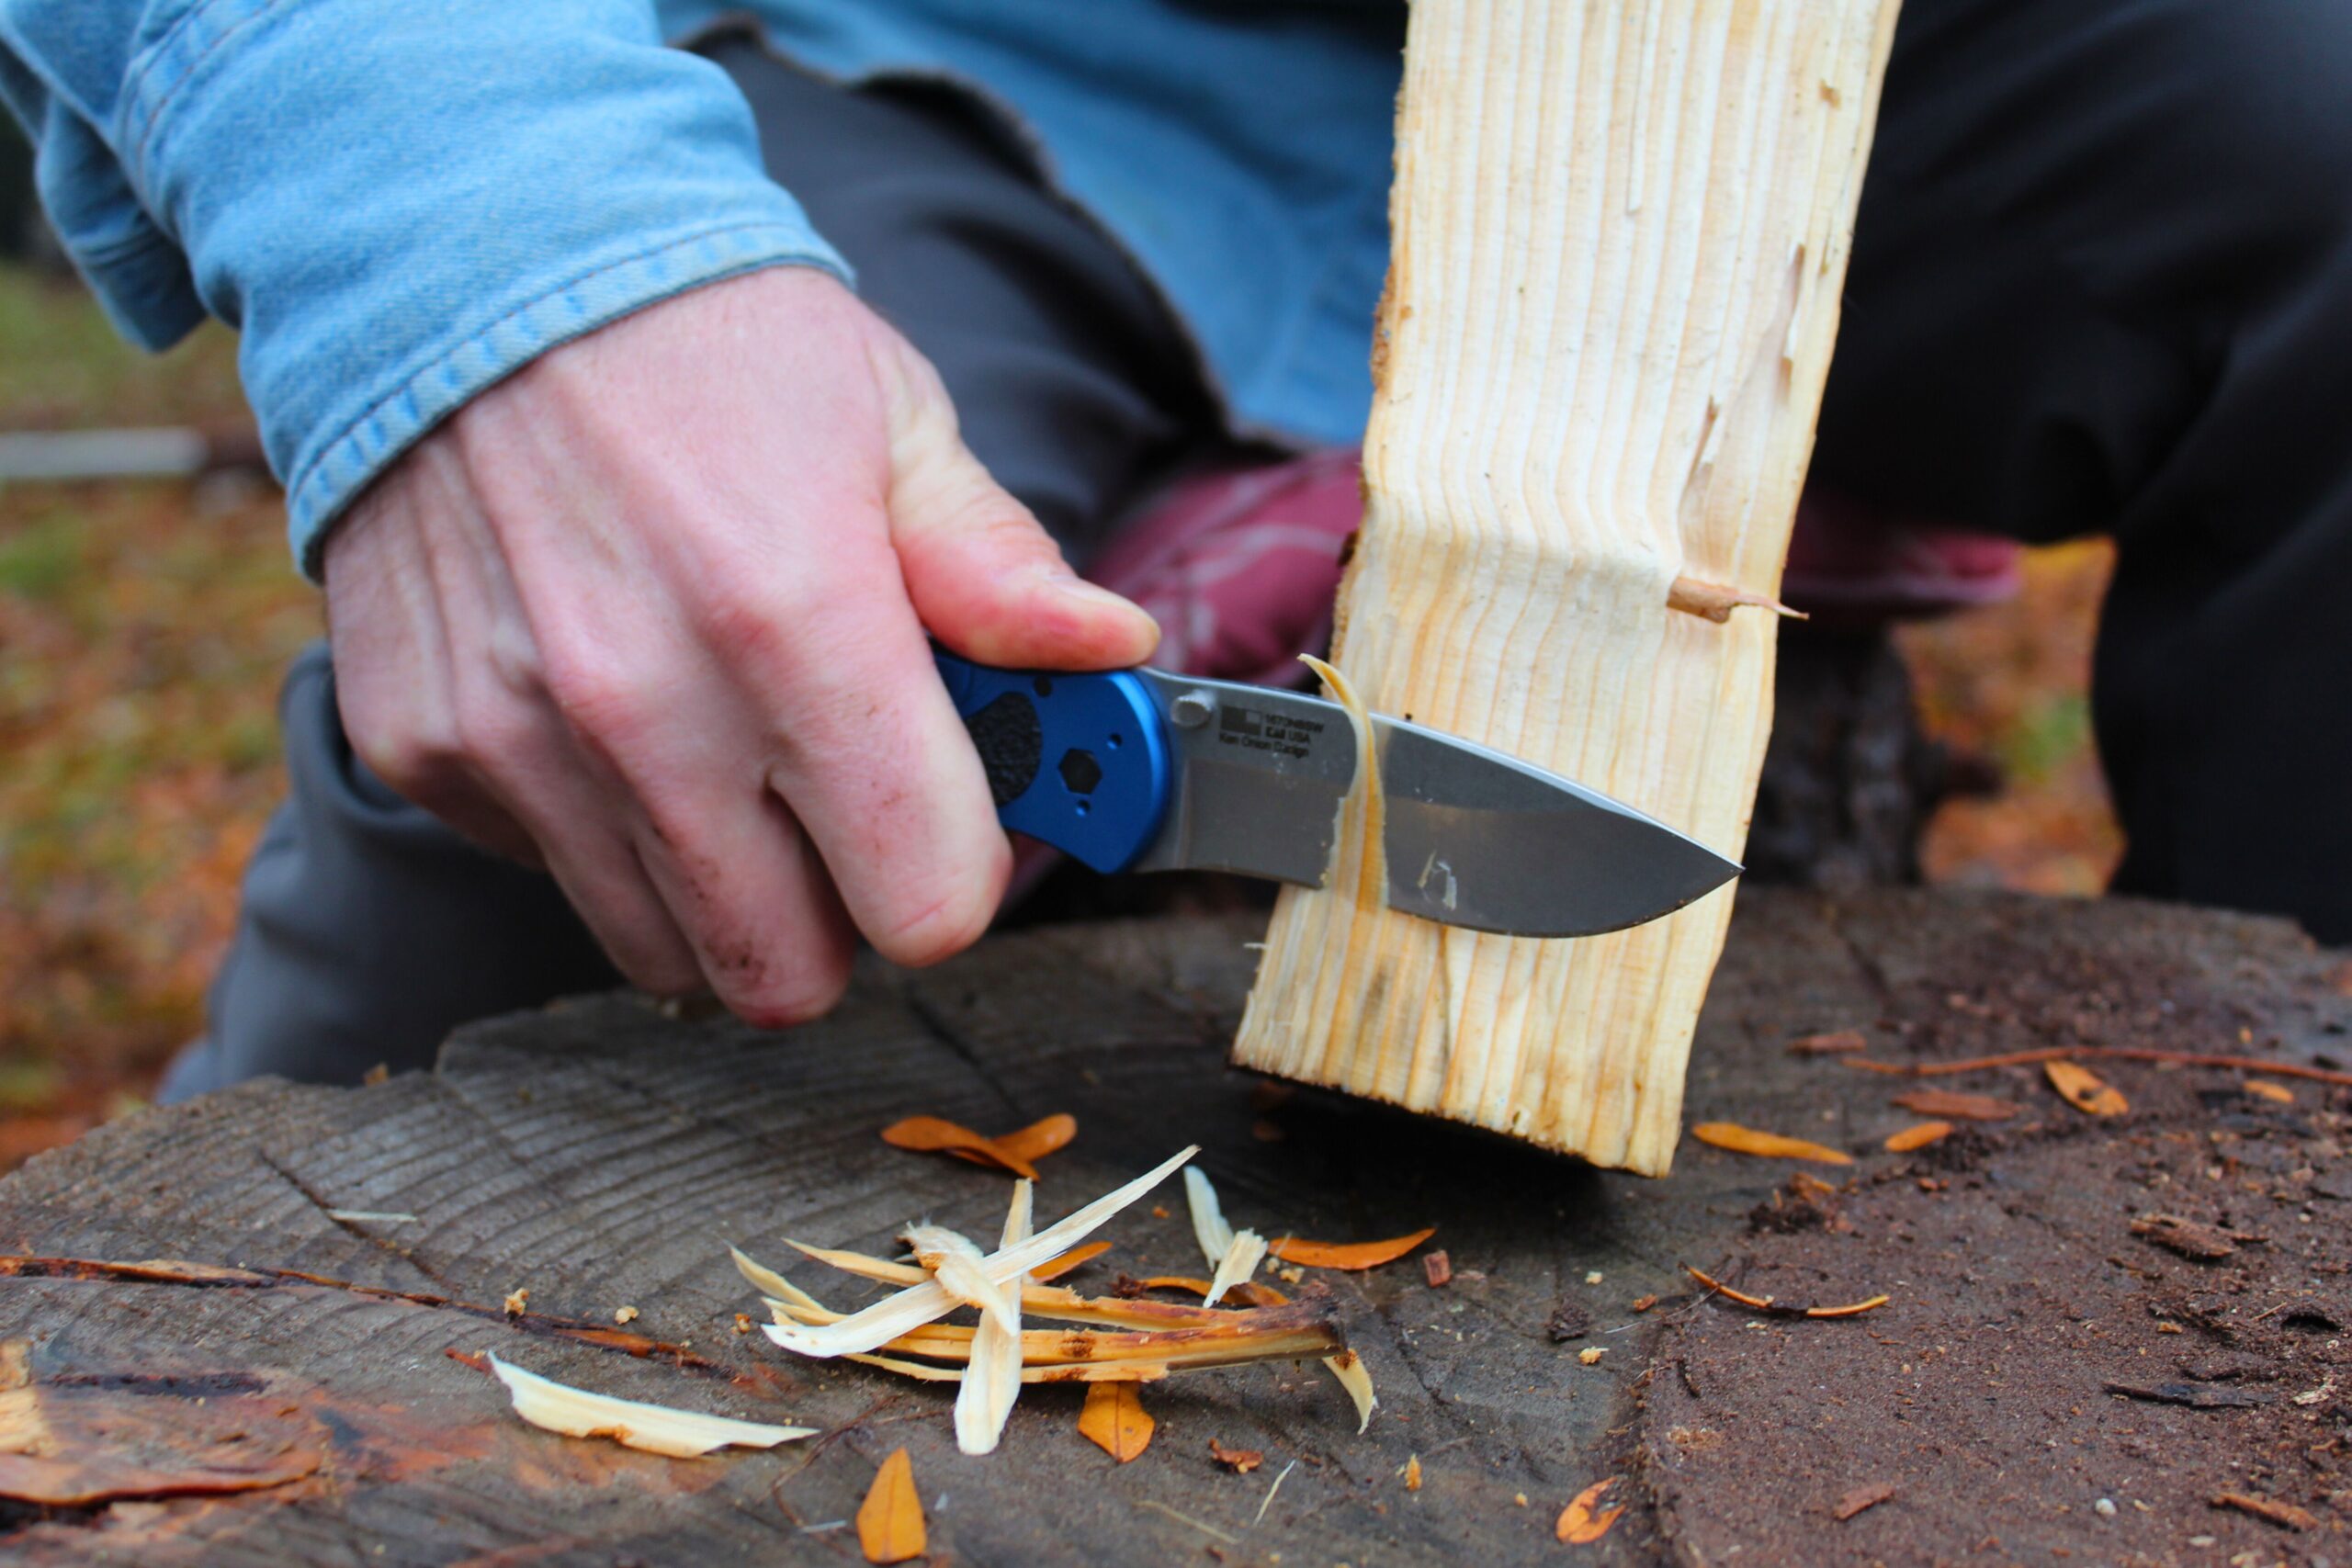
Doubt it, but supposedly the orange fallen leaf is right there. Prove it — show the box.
[1078,1381,1154,1462]
[1208,1437,1264,1473]
[989,1113,1078,1166]
[856,1448,926,1564]
[1030,1241,1111,1283]
[1404,1453,1423,1491]
[2245,1078,2295,1104]
[1265,1228,1436,1269]
[1690,1123,1852,1165]
[1556,1476,1624,1544]
[2044,1061,2127,1117]
[1883,1121,1952,1153]
[1888,1089,2018,1122]
[880,1115,1040,1179]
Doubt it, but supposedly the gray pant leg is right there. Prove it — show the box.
[168,41,1221,1100]
[163,645,618,1099]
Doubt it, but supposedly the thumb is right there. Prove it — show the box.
[869,333,1159,671]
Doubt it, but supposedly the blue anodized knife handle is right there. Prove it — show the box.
[933,649,1174,874]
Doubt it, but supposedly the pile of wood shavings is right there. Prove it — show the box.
[741,1147,1372,1455]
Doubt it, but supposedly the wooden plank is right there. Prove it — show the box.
[1235,0,1904,1173]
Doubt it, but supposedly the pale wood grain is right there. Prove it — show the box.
[1235,0,1902,1173]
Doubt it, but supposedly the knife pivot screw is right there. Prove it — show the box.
[1170,691,1216,729]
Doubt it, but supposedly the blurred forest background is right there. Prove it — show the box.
[0,139,2122,1171]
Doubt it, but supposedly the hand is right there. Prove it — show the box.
[323,267,1159,1023]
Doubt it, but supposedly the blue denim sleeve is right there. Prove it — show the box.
[0,0,850,577]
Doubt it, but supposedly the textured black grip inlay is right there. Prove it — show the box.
[966,692,1043,807]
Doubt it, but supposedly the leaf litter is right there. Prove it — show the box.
[1078,1381,1154,1462]
[1556,1476,1624,1543]
[1267,1229,1437,1269]
[856,1447,926,1563]
[878,1112,1076,1179]
[1690,1122,1852,1165]
[2044,1060,2128,1116]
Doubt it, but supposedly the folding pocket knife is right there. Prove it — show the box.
[936,650,1739,939]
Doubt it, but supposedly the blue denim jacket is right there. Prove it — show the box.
[0,1,1404,576]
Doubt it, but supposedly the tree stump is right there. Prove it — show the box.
[4,891,2348,1564]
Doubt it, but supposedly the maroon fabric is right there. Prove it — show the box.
[1085,446,1363,685]
[1086,452,2023,682]
[1781,491,2022,626]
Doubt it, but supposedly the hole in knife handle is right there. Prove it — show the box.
[1298,656,1385,916]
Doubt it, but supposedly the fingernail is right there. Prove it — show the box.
[1049,575,1152,619]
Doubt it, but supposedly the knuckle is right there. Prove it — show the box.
[692,576,805,682]
[347,719,462,805]
[447,691,542,775]
[540,646,662,757]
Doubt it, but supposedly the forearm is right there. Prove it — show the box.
[0,0,849,575]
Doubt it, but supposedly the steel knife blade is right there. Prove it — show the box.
[936,651,1739,939]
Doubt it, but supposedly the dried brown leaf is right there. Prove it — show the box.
[1690,1122,1852,1165]
[1078,1381,1154,1461]
[2043,1060,2128,1117]
[1888,1089,2018,1122]
[857,1448,926,1563]
[2132,1213,2256,1262]
[1266,1228,1436,1270]
[1832,1481,1894,1520]
[1883,1121,1952,1153]
[1421,1250,1453,1288]
[2212,1491,2315,1530]
[1555,1477,1624,1543]
[1209,1438,1264,1473]
[1789,1030,1868,1055]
